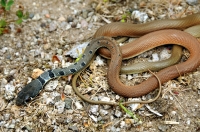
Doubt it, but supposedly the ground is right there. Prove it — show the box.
[0,0,200,132]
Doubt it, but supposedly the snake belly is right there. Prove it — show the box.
[16,37,121,106]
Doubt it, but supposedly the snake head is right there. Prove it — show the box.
[16,79,43,106]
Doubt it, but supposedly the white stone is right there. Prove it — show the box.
[55,101,65,114]
[75,101,83,109]
[131,10,148,22]
[32,14,41,21]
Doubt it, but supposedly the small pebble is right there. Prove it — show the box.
[31,68,44,79]
[40,23,46,28]
[114,110,122,118]
[44,96,53,104]
[68,125,79,132]
[64,85,73,95]
[75,101,83,109]
[99,109,108,116]
[67,16,74,22]
[29,13,34,19]
[89,105,99,115]
[160,48,171,60]
[16,42,22,48]
[4,84,15,100]
[43,43,51,50]
[81,20,88,28]
[131,10,148,22]
[45,14,50,18]
[9,69,17,75]
[94,56,105,66]
[186,0,199,5]
[110,126,121,132]
[58,16,66,21]
[65,42,88,58]
[186,118,191,125]
[5,83,15,92]
[4,113,10,121]
[32,13,41,21]
[158,124,168,132]
[89,115,98,122]
[55,100,65,114]
[127,75,133,80]
[151,53,159,62]
[64,98,73,109]
[99,96,110,102]
[128,99,140,111]
[171,111,177,115]
[60,21,67,29]
[57,49,63,55]
[82,9,88,19]
[6,54,11,60]
[9,24,15,31]
[49,22,57,31]
[125,119,135,124]
[71,22,77,28]
[145,121,153,127]
[120,121,126,128]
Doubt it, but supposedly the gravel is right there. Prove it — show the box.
[0,0,200,131]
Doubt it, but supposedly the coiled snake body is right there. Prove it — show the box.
[106,30,200,97]
[94,13,200,74]
[16,13,200,105]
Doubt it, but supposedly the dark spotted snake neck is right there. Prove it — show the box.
[16,37,121,105]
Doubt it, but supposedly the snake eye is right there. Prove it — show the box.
[24,95,31,102]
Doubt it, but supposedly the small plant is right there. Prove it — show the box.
[15,10,29,24]
[0,19,6,34]
[120,14,127,23]
[120,10,131,22]
[0,0,29,35]
[119,102,142,124]
[1,0,14,11]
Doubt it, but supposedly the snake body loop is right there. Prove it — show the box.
[106,30,200,97]
[119,25,200,74]
[94,13,200,74]
[94,13,200,58]
[72,29,200,103]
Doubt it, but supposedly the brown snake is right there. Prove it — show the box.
[72,55,162,105]
[71,14,200,104]
[94,13,200,74]
[72,30,200,101]
[107,30,200,97]
[119,24,200,74]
